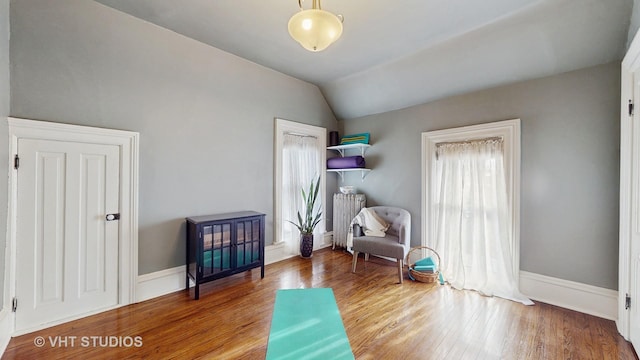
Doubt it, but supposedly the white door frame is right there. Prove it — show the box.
[6,117,139,333]
[618,30,640,340]
[421,119,521,277]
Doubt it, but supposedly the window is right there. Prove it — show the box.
[422,119,530,304]
[274,119,326,256]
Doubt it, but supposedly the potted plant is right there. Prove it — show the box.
[288,176,322,258]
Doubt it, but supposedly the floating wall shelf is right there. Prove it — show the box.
[327,143,371,157]
[327,143,372,182]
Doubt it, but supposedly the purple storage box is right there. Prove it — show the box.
[327,156,365,169]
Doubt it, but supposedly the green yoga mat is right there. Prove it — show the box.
[266,288,354,360]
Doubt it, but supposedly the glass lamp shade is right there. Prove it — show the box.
[288,9,343,52]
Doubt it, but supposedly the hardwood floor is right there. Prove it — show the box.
[2,248,637,359]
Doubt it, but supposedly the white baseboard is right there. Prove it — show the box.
[266,232,333,265]
[137,233,335,303]
[139,257,617,322]
[265,242,288,265]
[136,266,187,303]
[0,308,13,355]
[519,271,618,320]
[320,231,333,248]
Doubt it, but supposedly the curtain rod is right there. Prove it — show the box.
[435,136,503,147]
[284,132,318,139]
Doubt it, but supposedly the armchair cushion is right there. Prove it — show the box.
[352,234,407,259]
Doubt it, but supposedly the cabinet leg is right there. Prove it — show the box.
[261,264,265,278]
[194,284,199,300]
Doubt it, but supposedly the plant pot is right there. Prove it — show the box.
[300,233,314,258]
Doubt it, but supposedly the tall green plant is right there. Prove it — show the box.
[288,177,322,235]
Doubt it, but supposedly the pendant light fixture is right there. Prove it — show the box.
[288,0,344,52]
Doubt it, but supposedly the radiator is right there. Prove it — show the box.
[332,193,366,249]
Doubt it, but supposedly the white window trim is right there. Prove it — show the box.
[274,118,327,245]
[421,119,521,277]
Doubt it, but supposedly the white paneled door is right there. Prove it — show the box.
[15,138,120,332]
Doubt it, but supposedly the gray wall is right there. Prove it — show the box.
[9,0,338,275]
[341,62,620,290]
[0,0,9,308]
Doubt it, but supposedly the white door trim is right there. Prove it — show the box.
[421,119,521,277]
[618,29,640,340]
[5,117,139,332]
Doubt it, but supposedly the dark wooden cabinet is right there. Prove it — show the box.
[186,211,265,299]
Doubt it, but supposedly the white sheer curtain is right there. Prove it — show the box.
[282,133,321,255]
[434,138,532,305]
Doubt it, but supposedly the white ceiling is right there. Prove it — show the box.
[94,0,632,119]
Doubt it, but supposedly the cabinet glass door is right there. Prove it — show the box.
[202,223,232,275]
[236,218,261,267]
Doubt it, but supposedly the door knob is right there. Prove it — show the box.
[106,213,120,221]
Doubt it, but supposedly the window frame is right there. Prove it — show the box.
[421,119,521,276]
[274,118,327,247]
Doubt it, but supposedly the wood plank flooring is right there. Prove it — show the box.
[2,248,637,359]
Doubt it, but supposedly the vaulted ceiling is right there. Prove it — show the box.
[94,0,632,120]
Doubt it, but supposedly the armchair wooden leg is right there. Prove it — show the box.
[397,259,403,284]
[364,253,369,261]
[352,251,359,273]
